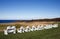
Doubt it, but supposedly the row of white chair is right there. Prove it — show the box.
[17,24,58,33]
[4,24,58,35]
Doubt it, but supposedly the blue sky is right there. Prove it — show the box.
[0,0,60,20]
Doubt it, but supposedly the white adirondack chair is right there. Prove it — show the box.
[39,25,44,30]
[44,24,53,29]
[17,26,25,33]
[25,26,31,32]
[37,25,43,30]
[4,26,16,35]
[31,25,37,31]
[52,24,58,28]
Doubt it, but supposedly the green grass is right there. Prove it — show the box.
[0,24,60,39]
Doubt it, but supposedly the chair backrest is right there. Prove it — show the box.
[37,25,40,28]
[20,26,25,31]
[32,25,36,30]
[26,26,30,28]
[7,26,16,31]
[25,26,31,30]
[20,26,24,29]
[7,26,11,29]
[11,26,16,29]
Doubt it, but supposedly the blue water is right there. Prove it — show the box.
[0,20,17,23]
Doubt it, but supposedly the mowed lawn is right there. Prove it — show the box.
[0,23,60,39]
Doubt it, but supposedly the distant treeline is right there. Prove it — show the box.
[0,18,60,23]
[17,18,60,22]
